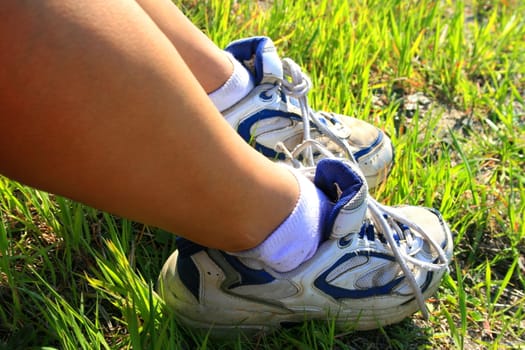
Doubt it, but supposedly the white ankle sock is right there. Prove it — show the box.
[208,52,254,112]
[231,170,332,272]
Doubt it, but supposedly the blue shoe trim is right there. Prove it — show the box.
[176,237,206,257]
[353,131,383,161]
[314,159,365,238]
[175,238,204,301]
[225,36,276,85]
[421,269,433,294]
[222,253,275,288]
[359,222,377,241]
[174,238,276,301]
[314,251,405,300]
[237,109,303,160]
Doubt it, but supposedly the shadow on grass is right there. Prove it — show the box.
[167,315,435,349]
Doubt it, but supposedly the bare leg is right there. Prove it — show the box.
[136,0,233,93]
[0,0,298,252]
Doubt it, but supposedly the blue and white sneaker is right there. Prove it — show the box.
[158,158,453,335]
[222,37,393,189]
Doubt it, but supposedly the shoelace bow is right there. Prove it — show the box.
[275,57,450,320]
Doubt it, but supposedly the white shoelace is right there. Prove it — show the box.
[275,57,450,319]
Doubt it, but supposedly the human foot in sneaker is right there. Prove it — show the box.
[158,159,453,335]
[219,36,393,188]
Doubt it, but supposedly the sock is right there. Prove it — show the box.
[230,170,333,273]
[208,52,254,112]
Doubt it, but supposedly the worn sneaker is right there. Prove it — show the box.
[222,36,393,188]
[158,158,453,335]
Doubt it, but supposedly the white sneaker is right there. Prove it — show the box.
[158,158,453,335]
[223,37,393,188]
[157,37,452,336]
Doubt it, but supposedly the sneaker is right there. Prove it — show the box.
[158,158,453,335]
[222,36,393,189]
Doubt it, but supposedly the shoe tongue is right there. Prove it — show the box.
[314,159,369,239]
[225,36,283,85]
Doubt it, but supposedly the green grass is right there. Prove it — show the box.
[1,0,524,348]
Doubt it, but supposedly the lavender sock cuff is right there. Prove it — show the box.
[208,52,254,112]
[231,170,331,272]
